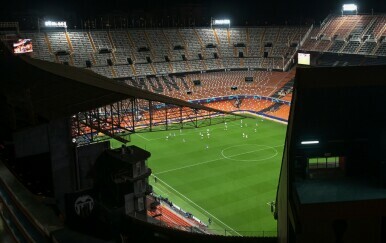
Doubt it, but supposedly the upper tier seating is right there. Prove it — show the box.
[163,29,186,61]
[21,32,54,62]
[300,14,386,56]
[24,26,307,78]
[129,30,152,63]
[109,30,136,65]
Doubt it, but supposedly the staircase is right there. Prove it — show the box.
[227,28,231,45]
[110,66,117,78]
[246,28,250,56]
[213,29,221,45]
[87,32,97,64]
[179,77,190,90]
[44,33,58,62]
[131,64,137,76]
[185,61,191,72]
[201,60,208,70]
[376,22,386,40]
[177,29,190,60]
[168,62,174,73]
[87,32,97,52]
[259,102,283,113]
[239,58,244,67]
[150,63,157,75]
[144,30,156,60]
[64,32,75,66]
[107,31,117,63]
[162,29,173,61]
[126,31,137,62]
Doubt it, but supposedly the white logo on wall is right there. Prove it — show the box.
[74,195,94,217]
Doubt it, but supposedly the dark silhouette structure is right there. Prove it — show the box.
[276,65,386,243]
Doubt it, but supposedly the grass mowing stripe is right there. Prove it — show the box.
[156,144,283,175]
[152,184,170,197]
[153,175,242,236]
[112,117,286,236]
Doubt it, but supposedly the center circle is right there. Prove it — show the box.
[221,144,278,162]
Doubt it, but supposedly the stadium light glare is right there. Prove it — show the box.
[342,4,357,12]
[211,18,231,28]
[44,21,67,28]
[213,19,230,25]
[301,140,319,145]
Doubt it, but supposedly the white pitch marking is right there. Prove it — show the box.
[154,175,242,236]
[152,184,170,197]
[136,133,150,141]
[156,144,284,175]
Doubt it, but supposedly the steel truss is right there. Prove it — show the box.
[71,97,239,146]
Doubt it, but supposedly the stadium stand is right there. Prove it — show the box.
[109,30,136,64]
[248,27,265,57]
[14,24,360,130]
[204,99,275,113]
[357,40,377,55]
[135,63,154,76]
[89,31,115,66]
[146,29,171,63]
[196,28,218,59]
[153,62,171,75]
[179,28,203,60]
[264,103,290,120]
[18,18,386,123]
[148,205,191,228]
[20,32,54,62]
[114,65,135,77]
[129,29,152,63]
[300,14,386,56]
[5,10,386,243]
[17,15,386,83]
[230,28,247,56]
[90,66,114,78]
[67,31,94,67]
[163,29,186,61]
[47,31,70,54]
[214,28,231,58]
[23,26,307,77]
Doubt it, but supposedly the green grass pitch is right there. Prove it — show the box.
[112,116,286,236]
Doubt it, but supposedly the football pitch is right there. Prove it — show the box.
[113,116,286,236]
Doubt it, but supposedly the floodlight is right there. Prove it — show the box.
[211,18,231,28]
[301,140,319,145]
[342,4,357,11]
[44,21,67,28]
[213,19,230,25]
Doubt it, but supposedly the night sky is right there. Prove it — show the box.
[2,0,386,25]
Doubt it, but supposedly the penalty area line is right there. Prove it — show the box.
[135,133,150,141]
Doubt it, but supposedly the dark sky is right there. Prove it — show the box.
[3,0,386,24]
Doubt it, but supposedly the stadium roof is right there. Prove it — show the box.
[0,42,230,123]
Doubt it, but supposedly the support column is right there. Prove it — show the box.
[149,100,153,132]
[48,118,76,213]
[180,106,183,129]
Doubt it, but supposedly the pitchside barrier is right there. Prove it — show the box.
[190,95,291,106]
